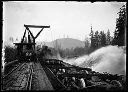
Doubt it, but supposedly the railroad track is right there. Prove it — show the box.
[3,62,55,90]
[2,63,24,90]
[3,62,26,79]
[2,62,29,90]
[25,62,33,90]
[2,62,34,90]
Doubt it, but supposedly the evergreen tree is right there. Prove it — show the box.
[9,37,14,42]
[97,31,101,47]
[89,25,95,48]
[106,29,111,45]
[94,31,99,48]
[100,31,106,47]
[84,37,90,54]
[99,31,103,47]
[112,5,126,46]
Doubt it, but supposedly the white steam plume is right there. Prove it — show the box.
[64,45,126,75]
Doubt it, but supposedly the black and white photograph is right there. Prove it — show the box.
[2,1,126,91]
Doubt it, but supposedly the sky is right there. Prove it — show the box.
[3,1,126,43]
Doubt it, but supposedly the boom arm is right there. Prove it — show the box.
[24,24,50,28]
[24,24,50,44]
[24,24,50,39]
[34,27,44,39]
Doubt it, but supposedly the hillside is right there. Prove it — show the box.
[4,38,85,50]
[38,38,85,49]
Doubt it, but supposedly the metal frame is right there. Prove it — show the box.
[14,24,50,51]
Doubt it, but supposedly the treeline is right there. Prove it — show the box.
[89,29,112,52]
[51,30,112,59]
[49,39,90,59]
[89,4,126,52]
[52,47,89,59]
[52,4,126,58]
[4,46,17,63]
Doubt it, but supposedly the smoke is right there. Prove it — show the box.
[64,45,126,75]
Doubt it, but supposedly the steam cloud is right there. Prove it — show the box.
[64,45,126,75]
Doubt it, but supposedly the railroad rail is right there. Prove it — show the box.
[4,60,19,75]
[2,62,34,90]
[26,62,33,90]
[3,62,25,79]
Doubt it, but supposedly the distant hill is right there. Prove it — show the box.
[37,38,85,49]
[4,38,85,50]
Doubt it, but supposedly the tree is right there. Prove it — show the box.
[112,5,126,46]
[106,29,111,45]
[54,40,62,57]
[94,31,99,48]
[16,38,18,41]
[84,37,90,54]
[84,37,90,48]
[9,37,14,42]
[89,26,95,48]
[97,31,101,47]
[73,47,85,56]
[100,31,106,47]
[4,46,17,63]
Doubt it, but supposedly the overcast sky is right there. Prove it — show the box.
[3,1,126,43]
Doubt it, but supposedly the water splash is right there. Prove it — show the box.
[89,46,126,75]
[64,45,126,75]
